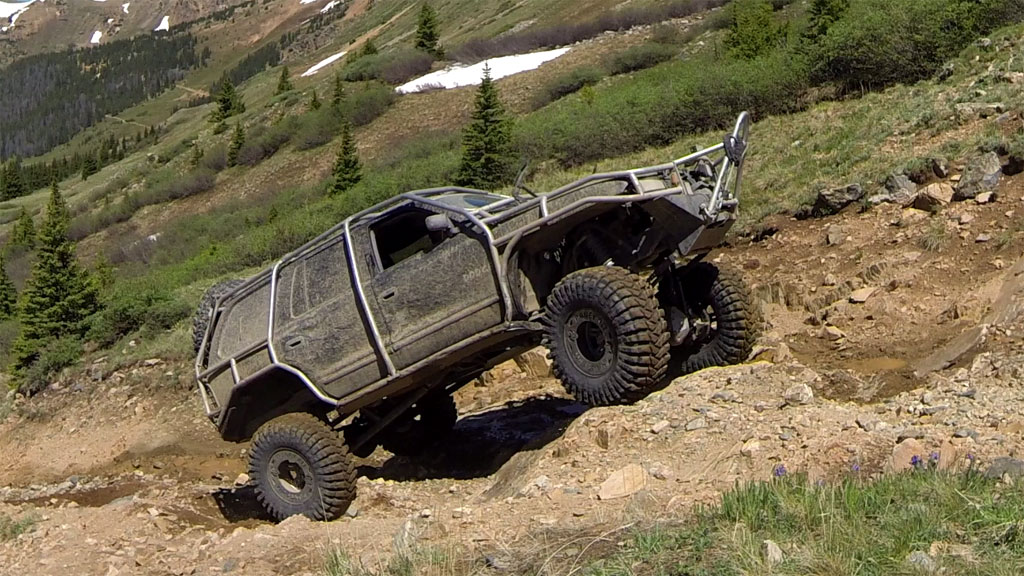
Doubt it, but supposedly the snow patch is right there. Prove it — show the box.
[122,2,129,14]
[90,30,102,43]
[0,1,36,20]
[106,17,113,23]
[300,0,320,4]
[320,0,339,13]
[154,15,169,32]
[396,48,571,94]
[301,49,347,77]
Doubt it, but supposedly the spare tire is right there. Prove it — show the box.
[192,279,245,354]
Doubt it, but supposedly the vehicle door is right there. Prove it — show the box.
[362,205,503,369]
[271,235,385,399]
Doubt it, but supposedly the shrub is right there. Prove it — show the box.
[516,51,810,167]
[86,283,191,346]
[537,66,605,108]
[343,49,435,84]
[346,82,398,127]
[18,336,82,396]
[294,108,344,151]
[809,0,1024,92]
[607,43,679,75]
[236,119,297,166]
[134,168,217,206]
[201,144,229,172]
[726,0,786,60]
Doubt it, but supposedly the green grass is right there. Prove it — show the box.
[576,469,1024,576]
[0,512,35,542]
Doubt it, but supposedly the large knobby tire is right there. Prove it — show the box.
[249,413,356,522]
[543,266,670,405]
[192,279,245,353]
[678,263,759,374]
[380,393,458,456]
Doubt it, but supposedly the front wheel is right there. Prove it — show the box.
[249,413,356,521]
[543,266,670,405]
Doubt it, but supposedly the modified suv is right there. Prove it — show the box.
[194,113,757,521]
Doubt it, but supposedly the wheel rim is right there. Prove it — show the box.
[564,308,616,377]
[267,448,315,502]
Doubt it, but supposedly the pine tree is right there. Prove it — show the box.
[11,182,100,371]
[1,159,27,200]
[361,39,378,57]
[804,0,849,40]
[331,73,346,110]
[725,0,781,60]
[415,4,445,58]
[310,89,322,111]
[456,65,514,190]
[81,155,99,181]
[189,143,205,168]
[276,66,293,95]
[11,208,36,249]
[330,121,362,195]
[228,123,246,167]
[212,79,245,122]
[0,254,16,319]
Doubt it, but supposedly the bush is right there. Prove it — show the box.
[236,119,297,166]
[607,43,679,75]
[809,0,1024,92]
[516,51,810,167]
[201,144,229,172]
[536,66,605,108]
[294,108,344,151]
[343,49,435,84]
[86,283,191,347]
[18,336,82,396]
[134,168,217,206]
[347,82,398,127]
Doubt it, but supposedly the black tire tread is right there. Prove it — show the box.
[543,266,670,406]
[249,412,356,522]
[680,263,760,374]
[192,279,246,354]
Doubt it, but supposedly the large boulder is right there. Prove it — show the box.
[953,153,1002,201]
[907,183,954,212]
[954,102,1005,122]
[802,184,864,218]
[884,173,918,203]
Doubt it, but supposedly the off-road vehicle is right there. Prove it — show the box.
[194,113,757,521]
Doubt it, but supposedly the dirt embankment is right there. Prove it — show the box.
[1,177,1023,575]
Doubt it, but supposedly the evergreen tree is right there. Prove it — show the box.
[189,143,205,168]
[212,79,245,122]
[80,155,99,181]
[228,122,246,167]
[331,73,346,110]
[276,66,293,94]
[456,65,514,190]
[415,4,445,58]
[11,208,36,249]
[361,39,378,57]
[310,89,322,111]
[1,159,26,200]
[11,182,100,371]
[330,121,362,195]
[0,254,16,319]
[725,0,782,60]
[804,0,849,40]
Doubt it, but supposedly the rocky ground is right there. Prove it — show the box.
[0,163,1023,576]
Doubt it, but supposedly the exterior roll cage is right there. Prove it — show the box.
[194,112,751,420]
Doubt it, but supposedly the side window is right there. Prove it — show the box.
[370,208,448,271]
[289,242,350,318]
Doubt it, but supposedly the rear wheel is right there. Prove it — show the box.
[543,266,670,405]
[672,263,759,374]
[249,413,356,522]
[192,279,245,353]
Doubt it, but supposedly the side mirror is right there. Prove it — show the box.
[425,214,454,234]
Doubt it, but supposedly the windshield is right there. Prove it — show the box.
[435,192,509,210]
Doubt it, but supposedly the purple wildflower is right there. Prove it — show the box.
[911,455,922,467]
[773,464,787,478]
[930,452,940,463]
[852,463,861,473]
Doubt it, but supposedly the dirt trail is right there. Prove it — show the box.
[2,178,1024,574]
